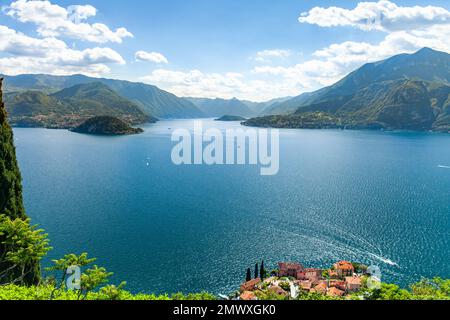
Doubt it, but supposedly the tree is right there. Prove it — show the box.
[0,78,42,285]
[99,282,127,300]
[246,268,251,282]
[0,78,26,220]
[0,215,51,285]
[260,261,265,280]
[254,263,259,279]
[46,252,96,299]
[79,265,113,299]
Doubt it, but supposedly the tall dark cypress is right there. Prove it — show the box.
[0,78,40,284]
[254,263,259,279]
[0,78,25,219]
[246,268,252,282]
[260,261,265,280]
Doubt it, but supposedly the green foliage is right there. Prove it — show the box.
[47,253,96,273]
[79,266,113,299]
[260,261,265,280]
[365,283,412,300]
[0,79,25,220]
[0,284,216,300]
[246,49,450,132]
[98,282,127,300]
[409,278,450,300]
[246,268,251,282]
[6,82,153,129]
[0,215,51,285]
[215,115,247,121]
[352,263,368,274]
[2,73,204,120]
[0,79,43,285]
[254,289,289,301]
[71,116,144,135]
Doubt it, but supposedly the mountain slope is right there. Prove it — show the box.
[187,97,254,117]
[244,48,450,132]
[0,74,204,119]
[6,82,154,128]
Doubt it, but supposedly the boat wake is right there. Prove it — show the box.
[267,215,400,269]
[367,253,399,267]
[438,165,450,169]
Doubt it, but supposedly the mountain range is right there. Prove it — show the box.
[244,48,450,132]
[187,97,255,117]
[4,82,156,129]
[2,48,450,132]
[187,96,293,117]
[1,73,204,121]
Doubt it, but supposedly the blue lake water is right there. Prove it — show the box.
[13,119,450,295]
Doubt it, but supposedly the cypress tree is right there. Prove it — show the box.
[0,78,41,285]
[246,268,251,282]
[0,78,25,220]
[254,263,259,279]
[260,261,265,280]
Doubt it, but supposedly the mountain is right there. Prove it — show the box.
[71,116,143,135]
[5,82,154,129]
[187,97,254,117]
[0,74,204,119]
[244,48,450,132]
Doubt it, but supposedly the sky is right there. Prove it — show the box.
[1,0,450,101]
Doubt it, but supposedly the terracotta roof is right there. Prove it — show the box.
[311,282,327,294]
[345,276,362,285]
[240,278,261,291]
[327,287,345,297]
[240,291,257,300]
[279,262,304,269]
[334,261,354,270]
[299,281,313,290]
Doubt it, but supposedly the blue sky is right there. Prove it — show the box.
[1,0,450,101]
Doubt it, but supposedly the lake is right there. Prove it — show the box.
[13,119,450,295]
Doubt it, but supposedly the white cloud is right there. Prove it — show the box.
[254,49,291,62]
[135,51,168,64]
[0,25,125,76]
[298,0,450,32]
[5,0,133,43]
[145,1,450,101]
[245,1,450,100]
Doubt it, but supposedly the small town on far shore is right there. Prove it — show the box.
[236,261,373,300]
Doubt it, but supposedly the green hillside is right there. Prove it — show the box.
[245,48,450,132]
[5,82,155,129]
[0,74,204,119]
[71,116,144,135]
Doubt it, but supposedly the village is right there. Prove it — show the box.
[238,261,367,300]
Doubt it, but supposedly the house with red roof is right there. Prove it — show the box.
[333,261,354,277]
[278,262,304,278]
[240,278,261,292]
[345,276,362,292]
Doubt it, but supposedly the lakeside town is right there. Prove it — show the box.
[237,261,370,300]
